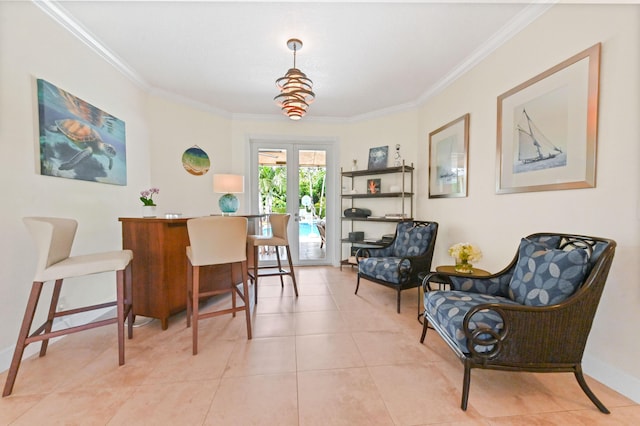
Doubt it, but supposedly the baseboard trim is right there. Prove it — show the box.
[584,354,640,404]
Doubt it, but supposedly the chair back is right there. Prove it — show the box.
[392,221,436,257]
[268,214,290,243]
[186,216,248,266]
[24,217,77,279]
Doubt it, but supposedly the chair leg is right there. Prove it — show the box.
[230,264,237,318]
[186,259,193,328]
[275,246,284,288]
[461,359,472,411]
[241,260,252,340]
[253,245,259,305]
[420,318,429,343]
[125,263,134,339]
[285,245,298,297]
[355,274,361,294]
[396,287,401,313]
[574,365,610,413]
[40,279,63,357]
[3,281,44,397]
[116,268,126,366]
[192,266,200,355]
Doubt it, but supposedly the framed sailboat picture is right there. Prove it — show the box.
[428,113,469,198]
[496,43,600,194]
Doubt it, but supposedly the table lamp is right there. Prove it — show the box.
[213,174,244,215]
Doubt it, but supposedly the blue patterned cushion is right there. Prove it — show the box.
[391,222,433,257]
[358,257,411,284]
[365,244,394,258]
[449,274,513,297]
[424,291,520,354]
[530,235,562,249]
[445,235,560,298]
[508,238,589,306]
[587,241,607,273]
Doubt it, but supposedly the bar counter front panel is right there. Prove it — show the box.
[119,217,252,330]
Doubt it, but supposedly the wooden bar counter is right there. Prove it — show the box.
[119,217,246,329]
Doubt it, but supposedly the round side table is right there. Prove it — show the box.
[435,265,491,276]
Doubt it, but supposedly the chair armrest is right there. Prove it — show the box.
[444,271,514,297]
[462,300,592,364]
[354,248,369,263]
[421,272,453,292]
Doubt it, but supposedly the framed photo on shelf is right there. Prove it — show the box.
[368,146,388,170]
[428,113,469,198]
[367,178,381,194]
[496,43,600,194]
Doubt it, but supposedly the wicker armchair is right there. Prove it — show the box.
[356,221,438,313]
[420,233,616,413]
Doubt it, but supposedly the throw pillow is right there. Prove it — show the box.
[508,238,588,306]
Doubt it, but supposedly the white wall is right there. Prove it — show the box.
[415,4,640,401]
[146,95,232,218]
[0,2,151,366]
[1,0,638,403]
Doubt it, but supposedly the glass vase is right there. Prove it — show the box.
[455,258,473,274]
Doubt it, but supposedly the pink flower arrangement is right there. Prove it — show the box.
[140,188,159,206]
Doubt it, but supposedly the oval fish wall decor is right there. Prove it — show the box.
[182,146,210,176]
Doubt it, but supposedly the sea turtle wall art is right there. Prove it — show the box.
[37,79,127,185]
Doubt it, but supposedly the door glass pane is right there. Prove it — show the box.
[298,149,326,261]
[257,148,288,264]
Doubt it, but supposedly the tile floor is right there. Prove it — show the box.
[1,266,639,425]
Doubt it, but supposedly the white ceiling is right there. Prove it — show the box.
[39,1,553,121]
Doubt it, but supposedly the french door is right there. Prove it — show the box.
[249,139,335,266]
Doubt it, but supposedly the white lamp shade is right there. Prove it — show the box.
[213,174,244,194]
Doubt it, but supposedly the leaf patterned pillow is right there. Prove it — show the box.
[508,238,588,306]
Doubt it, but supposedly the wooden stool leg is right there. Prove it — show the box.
[285,246,298,297]
[125,263,134,339]
[186,260,193,328]
[192,266,200,355]
[3,281,44,397]
[40,279,63,357]
[116,269,126,366]
[241,260,252,340]
[231,264,237,317]
[275,246,284,288]
[253,245,259,305]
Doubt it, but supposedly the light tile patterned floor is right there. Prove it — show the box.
[1,266,639,425]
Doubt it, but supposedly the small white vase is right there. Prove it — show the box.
[142,205,157,218]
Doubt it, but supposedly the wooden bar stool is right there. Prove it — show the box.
[3,217,133,397]
[247,214,298,304]
[186,216,252,355]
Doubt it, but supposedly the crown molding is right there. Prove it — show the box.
[33,0,555,123]
[416,1,555,105]
[34,0,150,91]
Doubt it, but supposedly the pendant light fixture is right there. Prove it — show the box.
[274,38,315,120]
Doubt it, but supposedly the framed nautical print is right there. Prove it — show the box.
[428,113,469,198]
[37,79,127,185]
[496,43,600,194]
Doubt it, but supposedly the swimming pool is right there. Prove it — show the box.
[263,221,319,237]
[299,222,320,237]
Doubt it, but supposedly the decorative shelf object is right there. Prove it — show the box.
[340,161,414,268]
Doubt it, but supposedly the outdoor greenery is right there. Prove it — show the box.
[258,165,326,218]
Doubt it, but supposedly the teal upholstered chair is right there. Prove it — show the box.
[420,233,616,413]
[356,221,438,313]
